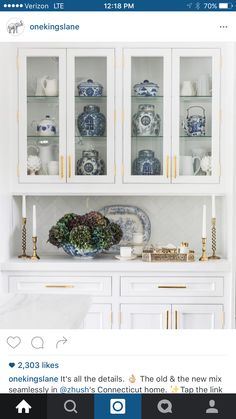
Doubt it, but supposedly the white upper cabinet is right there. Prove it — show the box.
[123,48,220,184]
[19,49,67,183]
[67,49,115,184]
[172,49,220,183]
[123,49,172,183]
[17,46,221,188]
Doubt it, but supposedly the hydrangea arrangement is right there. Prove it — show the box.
[48,211,123,257]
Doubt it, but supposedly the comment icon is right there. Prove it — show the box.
[31,336,44,349]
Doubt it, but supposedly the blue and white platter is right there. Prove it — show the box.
[99,205,151,252]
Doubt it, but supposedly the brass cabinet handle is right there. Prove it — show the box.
[173,155,177,178]
[45,285,75,288]
[175,310,178,329]
[166,310,169,329]
[166,155,169,178]
[68,155,72,178]
[158,285,187,289]
[60,155,64,179]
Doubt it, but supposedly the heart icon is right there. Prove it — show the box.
[7,336,21,349]
[9,363,15,368]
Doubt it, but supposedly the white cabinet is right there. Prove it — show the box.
[3,264,229,330]
[123,49,171,183]
[67,49,115,184]
[120,304,170,329]
[172,304,223,329]
[19,49,67,183]
[121,304,223,329]
[123,48,220,184]
[172,49,220,183]
[18,48,115,184]
[17,45,222,188]
[80,304,112,329]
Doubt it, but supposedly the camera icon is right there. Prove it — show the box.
[110,399,126,415]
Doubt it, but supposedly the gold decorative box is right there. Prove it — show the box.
[142,246,195,262]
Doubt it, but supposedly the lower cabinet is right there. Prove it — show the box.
[172,304,223,330]
[120,304,223,330]
[5,271,226,329]
[79,304,112,329]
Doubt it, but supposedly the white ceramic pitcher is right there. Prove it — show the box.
[41,78,58,96]
[179,155,201,176]
[35,76,49,96]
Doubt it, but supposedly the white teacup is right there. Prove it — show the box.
[120,246,133,258]
[47,161,59,175]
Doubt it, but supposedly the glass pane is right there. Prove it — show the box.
[74,57,107,176]
[27,57,59,176]
[131,57,163,176]
[179,57,212,177]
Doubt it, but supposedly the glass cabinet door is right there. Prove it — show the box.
[123,49,171,183]
[67,49,115,183]
[18,49,66,183]
[172,49,220,183]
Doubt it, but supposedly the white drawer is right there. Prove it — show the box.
[9,275,112,296]
[121,276,224,297]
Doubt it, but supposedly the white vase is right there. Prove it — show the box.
[181,81,197,96]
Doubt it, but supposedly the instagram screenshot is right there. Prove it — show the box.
[0,1,236,417]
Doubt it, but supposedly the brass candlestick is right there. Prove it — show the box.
[31,236,40,260]
[18,218,30,259]
[199,237,208,262]
[209,218,220,260]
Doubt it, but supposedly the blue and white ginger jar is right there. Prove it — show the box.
[133,149,161,176]
[77,105,106,137]
[77,150,105,176]
[132,104,161,136]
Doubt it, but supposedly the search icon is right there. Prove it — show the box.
[64,399,78,414]
[31,336,44,349]
[157,399,173,414]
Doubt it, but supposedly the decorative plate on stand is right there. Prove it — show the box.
[99,205,151,253]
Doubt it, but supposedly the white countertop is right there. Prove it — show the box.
[1,255,231,273]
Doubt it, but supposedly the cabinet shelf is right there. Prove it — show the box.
[27,96,59,103]
[75,136,106,140]
[131,96,163,98]
[75,96,107,100]
[180,136,212,140]
[132,136,163,139]
[180,96,212,102]
[27,135,59,138]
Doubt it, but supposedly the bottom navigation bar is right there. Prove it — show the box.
[0,394,235,418]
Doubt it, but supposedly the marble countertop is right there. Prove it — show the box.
[1,255,231,273]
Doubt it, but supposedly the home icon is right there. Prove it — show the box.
[15,400,32,414]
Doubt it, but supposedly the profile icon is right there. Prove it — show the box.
[206,400,219,414]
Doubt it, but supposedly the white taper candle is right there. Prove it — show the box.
[32,205,37,237]
[202,204,206,238]
[212,195,216,218]
[22,195,26,218]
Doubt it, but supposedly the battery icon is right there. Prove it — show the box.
[219,2,233,8]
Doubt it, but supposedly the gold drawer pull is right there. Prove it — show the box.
[45,285,75,289]
[158,285,187,289]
